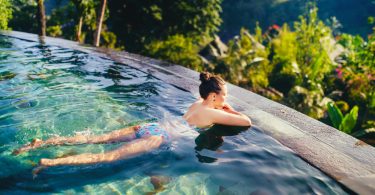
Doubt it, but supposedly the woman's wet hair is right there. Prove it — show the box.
[199,72,225,99]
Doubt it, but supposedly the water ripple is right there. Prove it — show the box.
[0,35,348,194]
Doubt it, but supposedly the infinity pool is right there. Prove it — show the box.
[0,35,348,194]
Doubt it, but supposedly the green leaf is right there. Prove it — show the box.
[339,106,359,134]
[327,102,343,129]
[310,53,325,81]
[369,92,375,109]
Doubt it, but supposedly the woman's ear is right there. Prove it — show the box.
[207,93,215,102]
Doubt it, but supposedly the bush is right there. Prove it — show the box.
[286,85,331,119]
[269,57,301,94]
[268,24,301,94]
[327,102,358,134]
[46,25,63,37]
[293,6,333,85]
[215,28,269,89]
[0,0,12,30]
[101,30,118,49]
[144,34,203,70]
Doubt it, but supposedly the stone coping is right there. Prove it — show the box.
[1,31,374,194]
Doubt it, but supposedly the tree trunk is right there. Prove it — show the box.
[76,16,83,42]
[36,0,46,36]
[93,0,107,47]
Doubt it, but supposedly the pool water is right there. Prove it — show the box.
[0,35,347,194]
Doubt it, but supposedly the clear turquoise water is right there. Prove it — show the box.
[0,35,348,194]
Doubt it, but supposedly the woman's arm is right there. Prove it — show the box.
[217,103,247,118]
[209,108,252,127]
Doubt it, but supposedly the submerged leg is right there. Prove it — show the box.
[39,135,163,167]
[13,125,140,155]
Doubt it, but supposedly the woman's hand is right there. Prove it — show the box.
[219,103,240,115]
[222,103,235,112]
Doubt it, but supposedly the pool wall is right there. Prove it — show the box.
[1,31,374,194]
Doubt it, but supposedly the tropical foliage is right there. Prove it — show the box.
[0,0,13,29]
[107,0,222,52]
[220,0,374,39]
[9,0,38,33]
[145,34,203,71]
[327,102,358,134]
[2,1,375,144]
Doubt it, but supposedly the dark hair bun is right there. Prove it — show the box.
[199,72,211,83]
[198,72,225,99]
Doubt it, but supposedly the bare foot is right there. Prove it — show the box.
[32,158,55,179]
[32,165,47,179]
[13,138,43,155]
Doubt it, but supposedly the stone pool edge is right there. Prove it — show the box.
[1,31,374,194]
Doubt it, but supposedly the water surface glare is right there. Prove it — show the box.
[0,35,347,194]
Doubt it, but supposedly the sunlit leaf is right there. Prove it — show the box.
[327,102,343,129]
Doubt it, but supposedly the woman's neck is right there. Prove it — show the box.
[201,99,216,109]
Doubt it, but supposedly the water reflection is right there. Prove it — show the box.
[195,124,250,163]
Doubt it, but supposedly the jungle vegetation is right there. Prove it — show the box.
[0,0,374,145]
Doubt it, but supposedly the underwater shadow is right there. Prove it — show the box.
[194,124,250,163]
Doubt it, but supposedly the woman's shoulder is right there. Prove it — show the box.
[191,99,203,107]
[185,99,202,114]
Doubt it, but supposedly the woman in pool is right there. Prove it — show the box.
[15,72,251,168]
